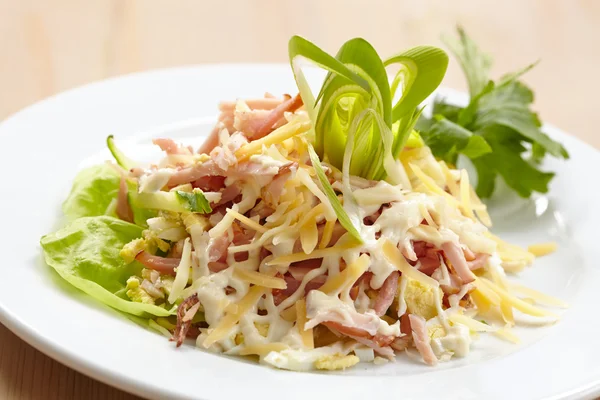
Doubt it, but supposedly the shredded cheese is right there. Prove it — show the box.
[318,220,336,249]
[508,282,568,308]
[296,168,336,221]
[409,163,459,207]
[203,286,266,347]
[300,221,319,254]
[295,300,314,349]
[381,239,439,288]
[493,326,520,344]
[527,242,558,257]
[233,267,286,289]
[267,245,358,266]
[448,313,496,332]
[478,278,557,318]
[226,208,267,233]
[459,169,476,220]
[235,118,309,161]
[319,254,370,295]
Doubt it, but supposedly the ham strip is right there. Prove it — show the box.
[198,126,223,155]
[252,94,303,140]
[468,253,489,270]
[408,314,438,366]
[135,252,179,276]
[153,138,192,155]
[272,274,326,306]
[441,242,476,283]
[171,294,199,347]
[116,176,134,223]
[208,261,229,272]
[346,333,396,358]
[218,98,284,112]
[373,271,399,316]
[167,160,223,187]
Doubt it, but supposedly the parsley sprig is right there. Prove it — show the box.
[417,26,569,198]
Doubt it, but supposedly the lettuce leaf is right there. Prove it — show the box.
[40,216,175,317]
[62,164,120,221]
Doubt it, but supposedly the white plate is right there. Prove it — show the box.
[1,65,599,400]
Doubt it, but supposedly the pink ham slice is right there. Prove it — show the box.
[197,126,222,155]
[153,138,192,155]
[252,94,303,140]
[272,274,327,306]
[468,253,489,271]
[171,294,199,347]
[167,160,223,187]
[441,242,476,283]
[136,252,180,276]
[373,271,399,316]
[116,176,134,223]
[323,322,396,358]
[408,314,438,366]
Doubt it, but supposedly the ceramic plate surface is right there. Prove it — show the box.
[0,65,599,400]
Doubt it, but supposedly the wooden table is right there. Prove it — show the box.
[0,1,598,398]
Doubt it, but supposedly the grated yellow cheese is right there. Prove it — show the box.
[418,203,437,228]
[508,282,568,308]
[493,327,520,344]
[439,161,460,198]
[233,267,287,289]
[460,169,476,220]
[203,286,266,347]
[296,203,326,228]
[267,245,358,266]
[300,221,319,254]
[319,254,370,295]
[280,306,297,322]
[318,220,336,249]
[239,343,289,356]
[527,242,558,257]
[235,118,310,161]
[209,207,237,239]
[409,163,459,207]
[469,188,492,227]
[295,300,314,349]
[448,313,496,332]
[381,239,439,288]
[296,168,336,221]
[500,300,515,325]
[226,208,267,233]
[478,278,556,318]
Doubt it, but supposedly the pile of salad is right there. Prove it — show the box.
[41,28,568,371]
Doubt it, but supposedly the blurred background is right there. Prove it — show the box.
[1,0,599,148]
[0,1,598,399]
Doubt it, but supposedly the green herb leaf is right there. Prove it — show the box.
[174,190,212,213]
[442,25,492,98]
[132,189,211,214]
[418,117,491,164]
[418,26,568,198]
[473,81,568,158]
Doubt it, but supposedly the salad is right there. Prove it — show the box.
[40,28,568,371]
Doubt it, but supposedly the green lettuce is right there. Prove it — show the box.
[62,164,120,221]
[40,216,175,317]
[62,162,156,227]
